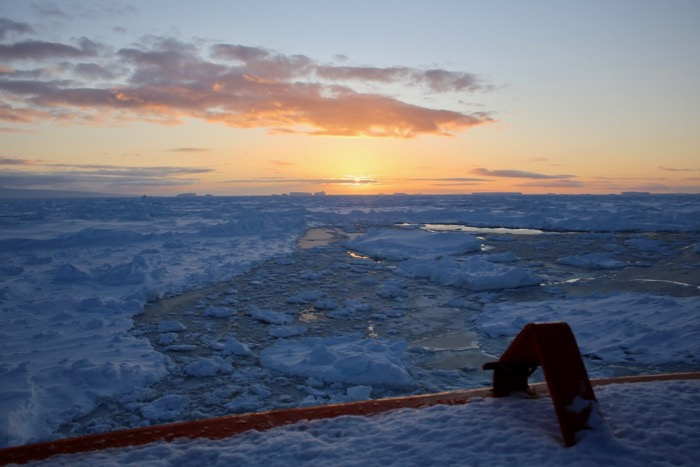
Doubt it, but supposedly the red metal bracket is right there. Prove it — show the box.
[483,322,597,447]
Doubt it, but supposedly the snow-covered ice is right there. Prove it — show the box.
[1,193,699,463]
[398,256,541,290]
[28,379,700,466]
[259,337,414,388]
[479,293,700,367]
[347,228,482,260]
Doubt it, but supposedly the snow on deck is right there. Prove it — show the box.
[27,379,700,466]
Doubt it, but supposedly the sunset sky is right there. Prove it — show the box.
[1,1,699,196]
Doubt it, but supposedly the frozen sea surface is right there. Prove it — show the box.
[1,194,699,451]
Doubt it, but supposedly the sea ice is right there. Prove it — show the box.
[141,394,190,422]
[479,293,700,367]
[1,193,698,451]
[203,306,234,318]
[557,252,627,269]
[268,325,308,338]
[219,336,252,356]
[348,228,482,260]
[185,356,233,377]
[259,337,414,388]
[399,256,541,290]
[245,306,293,325]
[158,321,187,332]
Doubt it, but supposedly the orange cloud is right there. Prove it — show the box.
[0,35,494,137]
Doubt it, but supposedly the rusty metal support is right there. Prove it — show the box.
[483,322,597,447]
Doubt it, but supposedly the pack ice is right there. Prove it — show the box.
[0,194,698,448]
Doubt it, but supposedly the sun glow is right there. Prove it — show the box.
[345,174,375,188]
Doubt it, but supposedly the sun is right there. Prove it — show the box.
[345,174,374,187]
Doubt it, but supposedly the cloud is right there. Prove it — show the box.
[167,147,210,153]
[658,166,699,172]
[68,62,119,80]
[426,181,486,187]
[515,180,585,188]
[43,163,213,176]
[0,37,101,60]
[621,182,697,193]
[0,19,33,39]
[472,168,575,179]
[224,177,378,185]
[29,3,136,21]
[593,175,665,181]
[32,4,70,19]
[408,177,488,182]
[0,34,494,137]
[315,66,486,92]
[0,125,35,133]
[1,164,213,191]
[0,101,56,123]
[0,157,32,165]
[0,171,199,188]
